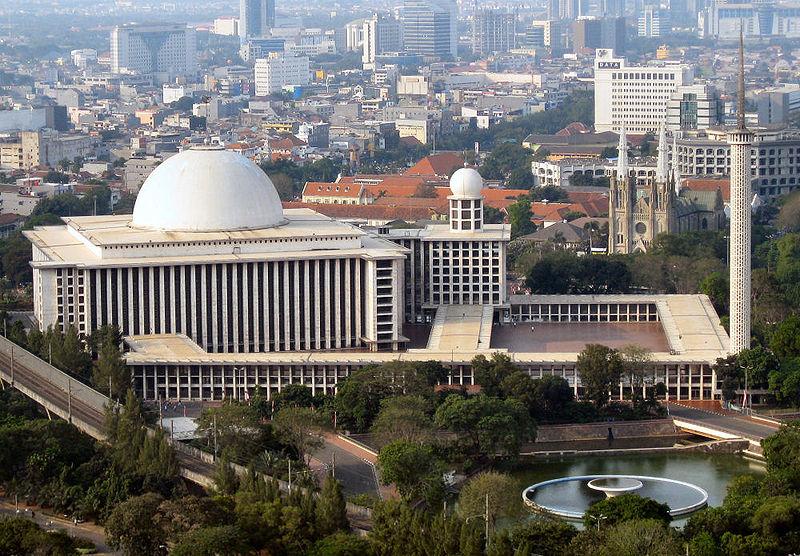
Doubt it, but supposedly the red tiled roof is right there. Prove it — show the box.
[283,201,439,221]
[404,152,465,178]
[555,122,591,136]
[303,181,362,198]
[682,177,730,202]
[0,213,23,226]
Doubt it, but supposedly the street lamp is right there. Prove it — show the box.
[588,513,607,532]
[742,364,753,415]
[464,493,491,553]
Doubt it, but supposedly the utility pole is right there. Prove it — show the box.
[158,394,163,429]
[10,345,14,385]
[48,342,52,365]
[288,459,292,491]
[67,377,72,424]
[485,492,490,552]
[331,451,336,479]
[213,413,218,461]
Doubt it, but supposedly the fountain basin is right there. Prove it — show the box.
[522,474,709,520]
[587,477,643,497]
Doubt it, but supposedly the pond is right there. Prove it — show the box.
[507,452,765,525]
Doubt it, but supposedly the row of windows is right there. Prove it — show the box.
[83,260,372,353]
[104,235,356,251]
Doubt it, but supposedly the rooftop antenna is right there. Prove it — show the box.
[737,25,746,131]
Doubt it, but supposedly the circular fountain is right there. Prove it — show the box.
[522,475,708,520]
[587,477,643,498]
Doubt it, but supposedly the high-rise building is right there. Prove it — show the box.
[472,9,516,56]
[254,54,310,95]
[239,0,275,42]
[706,3,800,38]
[362,13,403,67]
[666,84,724,131]
[110,23,197,83]
[530,20,563,48]
[402,0,458,59]
[594,49,694,133]
[638,6,671,36]
[602,0,624,17]
[728,32,752,354]
[757,85,800,125]
[573,16,626,54]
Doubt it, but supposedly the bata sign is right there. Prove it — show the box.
[597,61,621,69]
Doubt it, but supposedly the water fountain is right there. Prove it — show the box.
[522,475,709,520]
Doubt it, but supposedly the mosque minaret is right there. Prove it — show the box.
[727,30,753,354]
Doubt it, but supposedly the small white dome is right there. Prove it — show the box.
[449,167,484,198]
[131,147,287,232]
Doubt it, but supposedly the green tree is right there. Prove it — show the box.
[433,394,532,457]
[105,492,166,556]
[700,271,729,315]
[272,406,327,465]
[458,472,523,528]
[213,453,240,495]
[489,518,577,556]
[316,473,349,536]
[171,525,250,556]
[371,395,433,443]
[273,384,314,410]
[0,517,80,556]
[473,352,522,397]
[769,358,800,407]
[619,344,653,399]
[577,344,624,406]
[92,326,130,400]
[507,199,535,238]
[483,205,504,224]
[377,440,442,504]
[311,532,373,556]
[596,519,682,556]
[533,374,575,420]
[584,494,671,528]
[770,315,800,359]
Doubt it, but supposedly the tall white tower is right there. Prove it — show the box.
[727,30,752,354]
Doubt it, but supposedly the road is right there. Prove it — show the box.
[669,403,779,441]
[0,499,117,554]
[311,438,380,496]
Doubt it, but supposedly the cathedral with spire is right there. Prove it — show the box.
[607,122,726,254]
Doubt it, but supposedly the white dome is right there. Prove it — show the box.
[131,147,287,232]
[449,167,484,198]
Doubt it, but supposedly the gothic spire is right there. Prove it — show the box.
[737,26,746,130]
[672,131,681,194]
[656,122,668,182]
[617,123,628,178]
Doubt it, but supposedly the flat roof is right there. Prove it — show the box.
[124,294,729,366]
[25,209,408,267]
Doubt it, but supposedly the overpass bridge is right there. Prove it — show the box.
[669,402,780,458]
[0,335,215,487]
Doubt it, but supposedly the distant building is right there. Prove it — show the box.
[757,85,800,125]
[472,9,516,56]
[673,125,800,199]
[362,13,403,67]
[239,38,285,62]
[638,6,670,37]
[254,54,310,95]
[110,23,197,83]
[609,127,725,254]
[594,49,694,134]
[212,17,239,36]
[705,3,800,38]
[666,84,724,131]
[70,49,97,69]
[573,16,626,54]
[124,156,162,193]
[402,0,458,59]
[345,19,366,52]
[239,0,275,41]
[0,130,95,171]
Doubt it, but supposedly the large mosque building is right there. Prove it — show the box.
[26,145,731,402]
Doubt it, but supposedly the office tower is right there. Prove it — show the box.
[254,54,310,95]
[240,0,275,41]
[573,16,625,54]
[403,0,458,58]
[638,6,671,36]
[602,0,624,17]
[594,48,694,133]
[728,31,752,354]
[110,23,197,83]
[363,13,403,66]
[472,9,516,55]
[665,84,723,130]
